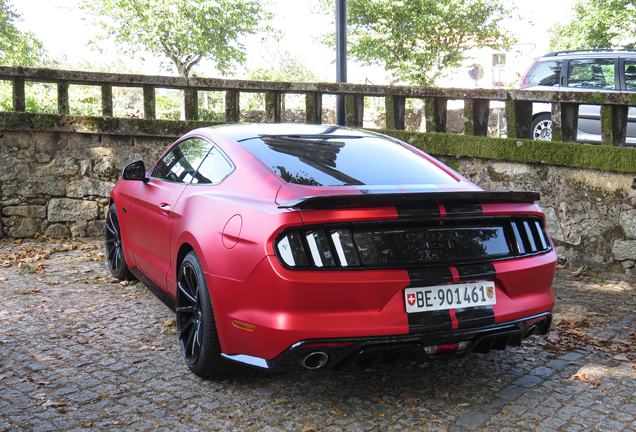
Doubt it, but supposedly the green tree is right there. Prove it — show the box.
[549,0,636,50]
[80,0,273,77]
[318,0,517,86]
[0,0,46,66]
[246,49,321,83]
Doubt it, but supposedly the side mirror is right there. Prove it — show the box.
[121,160,148,182]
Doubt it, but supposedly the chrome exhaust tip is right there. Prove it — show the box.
[523,325,538,339]
[301,351,329,369]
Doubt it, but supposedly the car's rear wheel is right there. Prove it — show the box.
[176,251,236,378]
[105,203,134,280]
[532,113,553,141]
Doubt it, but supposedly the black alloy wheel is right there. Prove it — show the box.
[105,203,133,280]
[176,251,235,378]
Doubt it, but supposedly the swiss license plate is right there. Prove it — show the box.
[404,281,496,313]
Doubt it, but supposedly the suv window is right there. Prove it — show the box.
[152,138,214,183]
[567,58,615,89]
[524,60,562,87]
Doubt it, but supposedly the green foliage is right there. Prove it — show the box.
[549,0,636,50]
[80,0,273,77]
[198,91,224,122]
[0,0,46,66]
[242,50,320,113]
[318,0,517,86]
[246,50,321,83]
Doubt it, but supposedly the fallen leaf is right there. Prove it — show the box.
[301,427,318,432]
[162,319,176,327]
[489,387,500,392]
[544,342,562,351]
[438,392,449,398]
[330,409,343,416]
[404,397,420,405]
[572,372,589,381]
[457,403,469,407]
[372,397,382,403]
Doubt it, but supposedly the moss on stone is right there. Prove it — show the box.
[600,106,614,146]
[34,115,62,132]
[376,129,636,174]
[3,113,32,129]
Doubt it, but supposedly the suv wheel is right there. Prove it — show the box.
[532,114,553,141]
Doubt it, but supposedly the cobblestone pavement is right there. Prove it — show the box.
[1,239,636,432]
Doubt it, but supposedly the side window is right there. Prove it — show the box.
[567,58,615,89]
[625,60,636,90]
[524,60,562,87]
[151,138,214,183]
[192,146,234,184]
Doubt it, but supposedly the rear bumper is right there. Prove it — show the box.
[223,312,552,370]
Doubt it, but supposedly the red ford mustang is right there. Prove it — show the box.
[106,123,557,378]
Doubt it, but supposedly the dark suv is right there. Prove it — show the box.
[517,50,636,145]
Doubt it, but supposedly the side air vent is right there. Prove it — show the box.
[274,217,551,270]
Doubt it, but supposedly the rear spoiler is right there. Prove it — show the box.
[278,191,540,210]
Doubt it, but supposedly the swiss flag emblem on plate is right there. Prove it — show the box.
[407,293,416,306]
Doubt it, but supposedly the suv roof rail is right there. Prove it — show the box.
[545,48,636,56]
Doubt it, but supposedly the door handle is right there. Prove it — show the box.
[159,203,172,216]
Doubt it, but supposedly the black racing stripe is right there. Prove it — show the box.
[408,310,453,332]
[455,262,496,281]
[407,267,454,333]
[396,203,441,219]
[454,263,496,327]
[406,267,454,287]
[443,201,482,217]
[455,305,495,329]
[407,264,497,333]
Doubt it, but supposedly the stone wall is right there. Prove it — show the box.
[0,130,172,239]
[1,119,635,271]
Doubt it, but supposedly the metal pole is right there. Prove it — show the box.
[335,0,347,126]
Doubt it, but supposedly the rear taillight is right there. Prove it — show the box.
[275,228,361,268]
[510,218,550,255]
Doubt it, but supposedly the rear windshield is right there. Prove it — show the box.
[524,59,562,87]
[239,135,457,187]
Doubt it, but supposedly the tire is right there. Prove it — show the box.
[176,251,237,378]
[105,203,134,280]
[532,113,553,141]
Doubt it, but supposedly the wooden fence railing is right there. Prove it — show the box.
[2,66,635,146]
